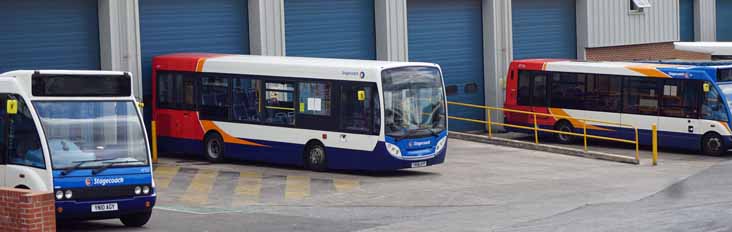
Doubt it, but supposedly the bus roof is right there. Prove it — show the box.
[153,53,440,81]
[512,59,715,80]
[674,42,732,56]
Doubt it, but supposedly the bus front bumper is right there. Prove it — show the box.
[326,141,447,171]
[55,195,156,220]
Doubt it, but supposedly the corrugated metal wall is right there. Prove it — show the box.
[717,0,732,41]
[512,0,577,59]
[680,0,695,41]
[584,0,679,48]
[140,0,250,97]
[408,0,485,132]
[284,0,376,60]
[0,0,100,73]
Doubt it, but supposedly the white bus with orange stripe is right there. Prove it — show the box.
[151,53,448,171]
[505,59,732,156]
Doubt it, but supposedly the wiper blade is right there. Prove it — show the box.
[61,158,115,176]
[92,160,144,175]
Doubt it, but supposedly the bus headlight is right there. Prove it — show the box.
[134,186,142,195]
[64,190,73,199]
[55,190,64,200]
[142,186,150,195]
[385,143,402,157]
[435,137,447,152]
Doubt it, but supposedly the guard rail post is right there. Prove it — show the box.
[652,124,658,166]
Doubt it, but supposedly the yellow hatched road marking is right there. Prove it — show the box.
[334,179,360,192]
[235,171,262,205]
[285,176,310,200]
[180,169,218,205]
[153,166,179,190]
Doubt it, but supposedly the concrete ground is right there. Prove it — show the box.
[57,139,729,232]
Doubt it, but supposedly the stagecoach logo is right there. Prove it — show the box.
[85,177,125,186]
[409,140,431,148]
[342,71,366,79]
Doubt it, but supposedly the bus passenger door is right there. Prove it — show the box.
[5,95,51,191]
[338,83,379,151]
[0,95,6,187]
[657,80,702,148]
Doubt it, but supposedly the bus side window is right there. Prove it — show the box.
[702,83,728,121]
[517,71,531,106]
[199,75,230,121]
[232,77,261,122]
[7,95,44,169]
[264,82,295,125]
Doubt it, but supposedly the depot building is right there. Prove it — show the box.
[0,0,726,131]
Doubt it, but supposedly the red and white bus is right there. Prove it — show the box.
[504,59,732,156]
[151,53,448,171]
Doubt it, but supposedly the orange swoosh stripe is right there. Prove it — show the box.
[200,120,270,147]
[720,121,731,134]
[627,66,670,78]
[548,108,613,132]
[196,58,207,72]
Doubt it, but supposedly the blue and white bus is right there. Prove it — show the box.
[0,70,155,226]
[152,53,448,171]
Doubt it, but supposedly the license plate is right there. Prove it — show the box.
[411,161,428,168]
[91,203,118,212]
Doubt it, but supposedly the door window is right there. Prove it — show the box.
[340,84,375,134]
[0,95,5,164]
[7,95,44,169]
[298,82,331,116]
[702,83,729,121]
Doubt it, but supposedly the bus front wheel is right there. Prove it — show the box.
[204,133,226,163]
[120,211,152,227]
[305,143,327,172]
[555,121,576,144]
[702,133,726,156]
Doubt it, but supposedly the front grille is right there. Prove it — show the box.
[69,185,139,201]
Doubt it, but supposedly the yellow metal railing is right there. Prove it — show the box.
[447,101,659,165]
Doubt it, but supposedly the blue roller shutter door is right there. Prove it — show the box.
[140,0,249,129]
[285,0,376,60]
[408,0,485,132]
[0,0,100,73]
[718,0,732,41]
[680,0,695,42]
[512,0,577,59]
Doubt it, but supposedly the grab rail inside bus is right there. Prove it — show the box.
[446,101,659,165]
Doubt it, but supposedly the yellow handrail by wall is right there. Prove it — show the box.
[446,101,661,164]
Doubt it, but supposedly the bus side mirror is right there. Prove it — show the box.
[704,83,711,92]
[7,99,17,115]
[357,90,366,101]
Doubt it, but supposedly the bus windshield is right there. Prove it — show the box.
[382,67,446,139]
[720,84,732,110]
[33,101,148,169]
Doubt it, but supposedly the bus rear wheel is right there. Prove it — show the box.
[555,121,576,144]
[702,133,726,156]
[305,143,327,172]
[204,133,225,163]
[120,211,152,227]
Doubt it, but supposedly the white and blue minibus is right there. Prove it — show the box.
[0,70,155,226]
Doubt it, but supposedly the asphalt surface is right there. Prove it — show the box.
[57,139,730,232]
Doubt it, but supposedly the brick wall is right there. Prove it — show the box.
[586,42,710,61]
[0,188,56,232]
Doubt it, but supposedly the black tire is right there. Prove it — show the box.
[304,143,327,172]
[204,133,225,163]
[120,211,152,227]
[555,121,576,144]
[702,132,726,156]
